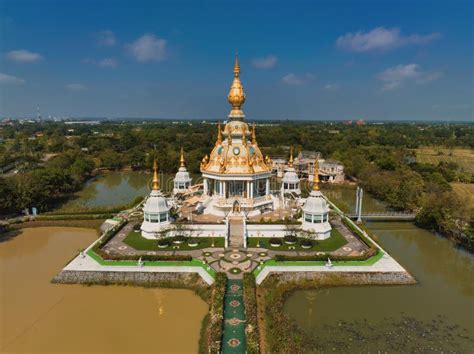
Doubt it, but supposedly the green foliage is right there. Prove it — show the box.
[199,273,226,354]
[243,274,260,354]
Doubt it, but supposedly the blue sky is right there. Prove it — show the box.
[0,0,472,121]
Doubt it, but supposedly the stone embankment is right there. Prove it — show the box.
[271,271,416,286]
[52,270,208,287]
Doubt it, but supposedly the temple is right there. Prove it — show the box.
[140,55,333,243]
[199,55,276,217]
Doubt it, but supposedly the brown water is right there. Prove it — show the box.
[0,227,207,353]
[285,186,474,352]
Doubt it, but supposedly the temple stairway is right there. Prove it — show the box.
[228,216,244,249]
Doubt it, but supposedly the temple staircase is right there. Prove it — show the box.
[227,216,245,249]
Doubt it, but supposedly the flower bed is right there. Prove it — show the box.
[243,273,260,354]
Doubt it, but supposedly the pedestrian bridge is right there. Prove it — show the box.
[346,212,416,221]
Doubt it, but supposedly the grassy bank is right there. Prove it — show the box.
[199,273,226,354]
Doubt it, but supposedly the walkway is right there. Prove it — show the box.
[222,279,246,353]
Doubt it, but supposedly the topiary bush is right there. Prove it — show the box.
[269,238,282,247]
[283,235,297,244]
[300,239,313,248]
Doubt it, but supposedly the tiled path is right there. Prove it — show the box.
[222,279,246,354]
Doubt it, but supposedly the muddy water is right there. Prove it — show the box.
[0,227,207,353]
[285,186,474,352]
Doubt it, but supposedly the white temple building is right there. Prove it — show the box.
[141,160,171,238]
[200,56,276,217]
[302,160,332,239]
[173,148,192,195]
[281,147,301,196]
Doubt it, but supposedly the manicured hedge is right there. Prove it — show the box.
[274,248,377,262]
[243,273,260,354]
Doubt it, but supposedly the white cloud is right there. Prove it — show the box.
[127,33,167,62]
[252,55,278,69]
[0,72,26,84]
[98,58,118,68]
[336,27,441,52]
[97,30,116,47]
[282,73,313,85]
[377,64,442,91]
[82,57,118,68]
[324,83,339,90]
[6,49,43,63]
[65,83,87,91]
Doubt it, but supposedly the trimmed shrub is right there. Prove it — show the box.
[173,235,186,244]
[133,223,141,231]
[274,249,377,262]
[269,238,282,247]
[300,239,313,248]
[283,235,297,244]
[157,238,170,247]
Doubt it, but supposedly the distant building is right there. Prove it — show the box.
[271,150,345,183]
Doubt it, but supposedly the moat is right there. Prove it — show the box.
[2,173,473,352]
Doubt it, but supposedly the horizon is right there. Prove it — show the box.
[0,0,473,121]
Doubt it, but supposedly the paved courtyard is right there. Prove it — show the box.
[101,218,369,278]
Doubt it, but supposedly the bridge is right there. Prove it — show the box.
[346,212,416,221]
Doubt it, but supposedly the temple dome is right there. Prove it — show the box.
[303,190,329,214]
[143,190,170,213]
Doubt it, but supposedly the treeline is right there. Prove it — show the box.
[0,150,94,214]
[0,121,473,244]
[338,145,472,245]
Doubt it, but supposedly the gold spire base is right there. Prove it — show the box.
[228,109,245,119]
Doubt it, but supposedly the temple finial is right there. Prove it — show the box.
[233,52,240,77]
[252,122,257,145]
[228,53,246,119]
[288,146,294,168]
[180,147,185,168]
[152,159,160,191]
[216,122,222,145]
[312,159,320,191]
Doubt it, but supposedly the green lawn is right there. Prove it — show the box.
[247,228,348,252]
[123,230,225,251]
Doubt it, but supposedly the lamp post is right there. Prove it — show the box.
[211,231,215,247]
[256,231,261,248]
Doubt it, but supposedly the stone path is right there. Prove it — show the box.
[222,279,246,354]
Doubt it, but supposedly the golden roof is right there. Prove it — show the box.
[227,54,246,119]
[200,56,271,176]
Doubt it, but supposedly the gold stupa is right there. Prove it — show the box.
[200,55,271,175]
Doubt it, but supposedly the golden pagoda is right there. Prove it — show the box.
[199,55,275,216]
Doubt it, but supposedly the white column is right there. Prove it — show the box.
[250,182,254,198]
[266,178,270,195]
[203,178,208,195]
[223,181,226,198]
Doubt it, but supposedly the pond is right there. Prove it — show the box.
[58,171,193,211]
[284,185,474,352]
[0,227,208,353]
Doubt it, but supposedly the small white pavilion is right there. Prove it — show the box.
[302,160,331,239]
[281,147,301,196]
[141,160,171,239]
[173,148,192,195]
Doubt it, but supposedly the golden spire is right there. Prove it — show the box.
[152,159,160,191]
[179,147,185,168]
[216,123,222,145]
[288,146,294,168]
[252,122,257,145]
[227,53,246,119]
[312,159,320,191]
[241,125,246,145]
